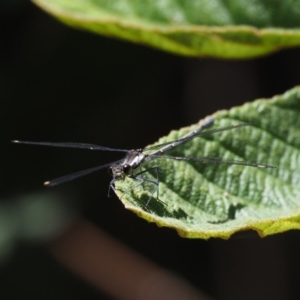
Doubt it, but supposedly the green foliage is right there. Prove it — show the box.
[115,87,300,239]
[32,0,300,58]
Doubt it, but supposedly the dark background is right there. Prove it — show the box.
[1,2,300,299]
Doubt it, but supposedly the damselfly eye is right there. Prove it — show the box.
[123,164,131,174]
[108,167,113,176]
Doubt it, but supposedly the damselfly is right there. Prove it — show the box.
[12,116,275,206]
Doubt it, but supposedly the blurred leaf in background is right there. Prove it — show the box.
[0,191,77,265]
[33,0,300,58]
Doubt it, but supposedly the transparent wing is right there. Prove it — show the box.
[44,159,124,186]
[148,155,276,169]
[12,140,129,152]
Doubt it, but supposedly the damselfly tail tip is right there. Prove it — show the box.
[11,140,20,143]
[44,181,51,186]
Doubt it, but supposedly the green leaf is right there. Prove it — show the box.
[114,86,300,239]
[32,0,300,58]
